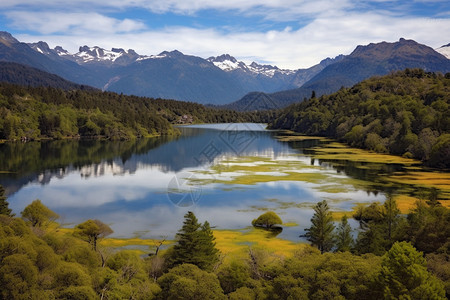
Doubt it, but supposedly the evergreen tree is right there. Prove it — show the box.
[169,211,220,270]
[198,221,220,269]
[376,242,446,299]
[382,194,401,245]
[304,200,335,253]
[335,215,353,252]
[0,185,13,216]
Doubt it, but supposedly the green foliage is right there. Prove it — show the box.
[0,184,13,216]
[406,200,450,254]
[167,211,220,271]
[1,206,449,299]
[335,215,353,252]
[157,263,226,300]
[74,219,113,251]
[21,199,59,227]
[57,286,97,300]
[269,69,450,167]
[304,200,335,253]
[268,249,382,300]
[355,196,407,255]
[217,259,252,294]
[0,254,39,299]
[0,82,270,141]
[376,241,446,299]
[251,211,283,228]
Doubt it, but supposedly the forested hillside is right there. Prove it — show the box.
[269,69,450,168]
[0,83,272,141]
[0,193,448,299]
[0,62,96,91]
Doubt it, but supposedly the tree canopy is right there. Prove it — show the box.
[74,219,113,251]
[251,211,282,229]
[21,199,59,227]
[0,185,13,216]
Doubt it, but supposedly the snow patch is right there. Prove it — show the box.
[436,45,450,59]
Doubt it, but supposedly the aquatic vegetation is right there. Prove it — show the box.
[213,227,304,259]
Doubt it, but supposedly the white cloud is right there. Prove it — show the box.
[14,10,450,69]
[5,11,146,35]
[2,0,449,69]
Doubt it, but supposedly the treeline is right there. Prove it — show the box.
[0,186,448,299]
[0,83,273,141]
[269,69,450,168]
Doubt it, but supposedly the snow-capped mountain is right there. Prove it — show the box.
[27,42,162,66]
[207,54,296,77]
[436,43,450,59]
[72,46,146,65]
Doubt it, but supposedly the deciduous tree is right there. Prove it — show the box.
[74,219,113,251]
[21,199,59,227]
[251,211,282,229]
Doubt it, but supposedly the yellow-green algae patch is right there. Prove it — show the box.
[394,195,421,213]
[213,227,305,259]
[387,171,450,200]
[54,222,303,257]
[310,142,420,165]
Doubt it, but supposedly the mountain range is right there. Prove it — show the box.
[0,31,449,109]
[226,38,450,110]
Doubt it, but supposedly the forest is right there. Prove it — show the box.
[269,69,450,168]
[0,186,448,299]
[0,83,273,141]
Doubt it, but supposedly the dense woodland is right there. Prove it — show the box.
[269,69,450,168]
[0,83,273,141]
[0,186,448,299]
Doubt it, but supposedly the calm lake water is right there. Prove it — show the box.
[1,123,397,242]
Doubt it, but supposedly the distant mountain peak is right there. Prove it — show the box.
[28,41,53,55]
[349,38,439,62]
[209,54,238,63]
[0,31,19,45]
[207,54,244,72]
[207,54,296,77]
[159,50,184,57]
[54,46,70,56]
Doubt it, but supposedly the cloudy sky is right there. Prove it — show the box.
[1,0,449,69]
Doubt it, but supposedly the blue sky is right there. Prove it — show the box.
[1,0,449,68]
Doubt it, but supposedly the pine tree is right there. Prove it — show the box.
[197,221,219,269]
[304,200,335,253]
[376,242,446,299]
[382,195,401,245]
[0,185,13,216]
[335,215,353,252]
[169,211,219,270]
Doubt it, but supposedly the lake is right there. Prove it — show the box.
[0,123,439,243]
